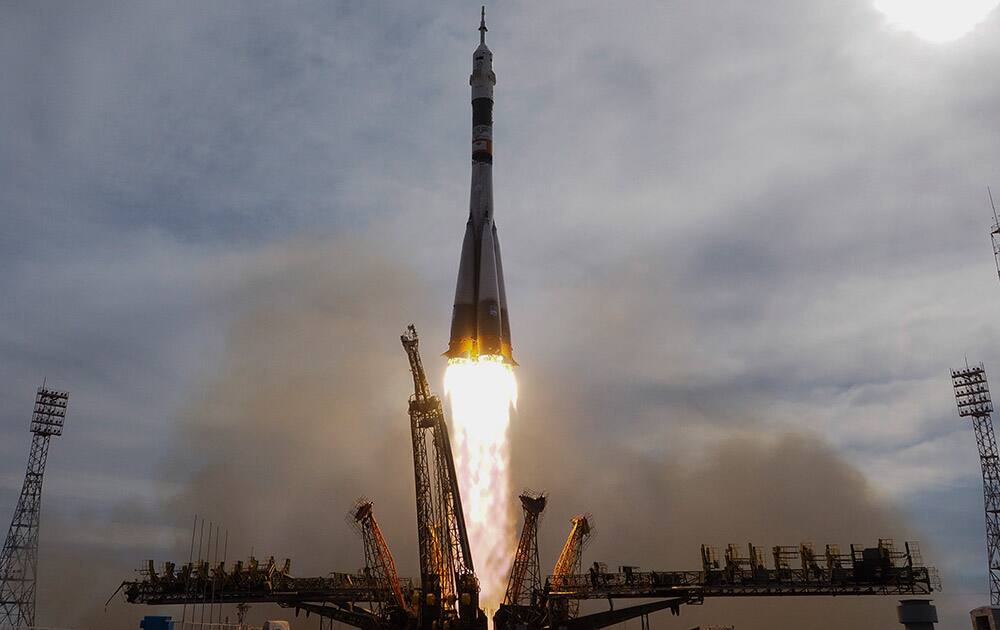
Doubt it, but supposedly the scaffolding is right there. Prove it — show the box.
[121,538,937,630]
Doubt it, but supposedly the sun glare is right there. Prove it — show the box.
[874,0,999,42]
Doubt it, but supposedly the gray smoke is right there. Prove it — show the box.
[68,235,913,629]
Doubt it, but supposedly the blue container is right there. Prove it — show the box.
[139,615,175,630]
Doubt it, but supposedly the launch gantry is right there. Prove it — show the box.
[402,325,484,630]
[118,324,939,630]
[353,500,410,619]
[120,536,938,630]
[495,493,547,630]
[549,515,592,622]
[119,326,487,630]
[503,493,546,607]
[107,10,945,628]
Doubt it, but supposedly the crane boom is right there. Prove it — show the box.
[549,515,591,622]
[552,516,590,584]
[353,501,410,615]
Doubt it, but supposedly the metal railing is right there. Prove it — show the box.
[172,623,262,630]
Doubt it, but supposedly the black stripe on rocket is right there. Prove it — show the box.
[445,10,515,365]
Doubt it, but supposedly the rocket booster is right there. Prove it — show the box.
[445,8,516,366]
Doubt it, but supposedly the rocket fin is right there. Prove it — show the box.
[492,224,516,365]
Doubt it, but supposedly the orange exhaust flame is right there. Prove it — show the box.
[444,355,517,617]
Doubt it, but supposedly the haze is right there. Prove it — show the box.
[1,2,999,628]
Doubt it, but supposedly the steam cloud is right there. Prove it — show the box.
[45,237,911,629]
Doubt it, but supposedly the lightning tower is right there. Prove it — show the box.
[0,385,69,627]
[951,364,1000,606]
[990,187,1000,283]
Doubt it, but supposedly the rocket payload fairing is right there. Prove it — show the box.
[444,8,517,366]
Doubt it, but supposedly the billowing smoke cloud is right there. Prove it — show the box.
[5,1,992,627]
[49,236,436,628]
[59,235,916,630]
[513,417,910,628]
[163,237,432,575]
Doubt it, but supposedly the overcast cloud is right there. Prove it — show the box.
[2,2,999,628]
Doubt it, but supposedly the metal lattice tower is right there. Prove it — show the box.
[402,325,452,615]
[401,326,480,621]
[549,515,591,620]
[503,493,546,607]
[353,500,410,616]
[951,364,1000,606]
[0,385,69,627]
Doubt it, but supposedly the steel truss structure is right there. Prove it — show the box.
[952,363,1000,606]
[503,493,546,607]
[0,386,68,628]
[548,540,936,601]
[119,539,936,630]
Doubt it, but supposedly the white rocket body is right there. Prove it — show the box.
[446,11,515,366]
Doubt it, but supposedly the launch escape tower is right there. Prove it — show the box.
[0,385,69,627]
[951,364,1000,606]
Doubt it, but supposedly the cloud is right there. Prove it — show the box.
[2,0,1000,627]
[76,234,910,630]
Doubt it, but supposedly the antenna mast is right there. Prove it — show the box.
[989,187,1000,282]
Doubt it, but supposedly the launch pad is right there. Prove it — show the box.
[108,11,942,630]
[114,326,939,630]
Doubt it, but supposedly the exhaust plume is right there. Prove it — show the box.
[40,237,913,630]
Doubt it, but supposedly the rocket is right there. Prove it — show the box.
[444,8,516,366]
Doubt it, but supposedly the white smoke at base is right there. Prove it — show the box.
[444,355,517,615]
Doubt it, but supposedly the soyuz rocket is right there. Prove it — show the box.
[444,8,517,366]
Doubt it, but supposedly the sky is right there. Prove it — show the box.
[1,1,1000,628]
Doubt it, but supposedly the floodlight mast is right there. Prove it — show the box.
[0,386,69,628]
[951,364,1000,606]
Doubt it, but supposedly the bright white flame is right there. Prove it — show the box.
[444,355,517,616]
[873,0,999,42]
